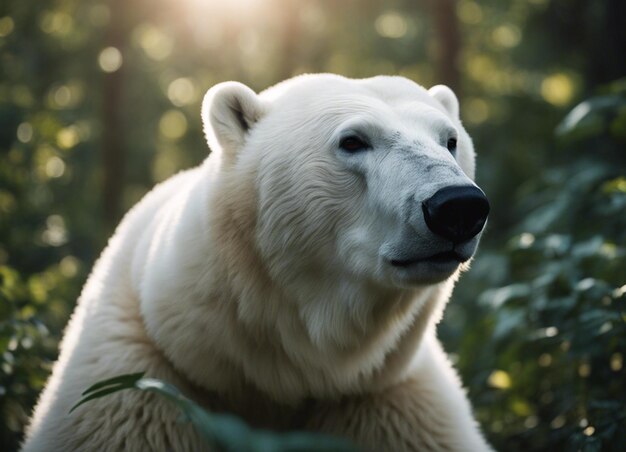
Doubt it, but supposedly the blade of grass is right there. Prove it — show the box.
[70,385,135,413]
[81,372,145,395]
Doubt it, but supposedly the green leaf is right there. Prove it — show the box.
[70,386,133,413]
[70,372,146,413]
[273,432,357,451]
[556,95,626,142]
[71,375,357,451]
[81,372,145,395]
[479,284,531,309]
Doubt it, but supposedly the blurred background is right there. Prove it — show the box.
[0,0,625,450]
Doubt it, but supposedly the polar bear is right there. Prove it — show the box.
[23,74,492,451]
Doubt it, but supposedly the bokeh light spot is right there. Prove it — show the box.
[51,85,72,108]
[610,353,623,371]
[541,73,575,106]
[492,24,521,48]
[613,284,626,298]
[57,126,80,149]
[538,353,552,367]
[57,80,85,107]
[60,256,80,278]
[42,215,68,246]
[583,426,595,436]
[602,177,626,194]
[524,416,539,429]
[544,326,558,337]
[0,190,16,214]
[40,11,73,35]
[0,16,15,37]
[578,362,591,378]
[375,12,407,39]
[17,123,34,143]
[159,110,188,140]
[167,78,197,106]
[550,415,566,429]
[99,47,123,73]
[133,24,173,61]
[45,156,65,179]
[487,370,512,389]
[599,321,612,334]
[457,1,483,25]
[511,399,531,416]
[466,55,496,82]
[519,232,535,248]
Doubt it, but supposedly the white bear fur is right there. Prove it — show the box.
[23,74,492,451]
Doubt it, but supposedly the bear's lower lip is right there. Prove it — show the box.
[389,250,466,268]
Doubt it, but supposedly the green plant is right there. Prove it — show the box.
[71,373,357,452]
[442,81,626,451]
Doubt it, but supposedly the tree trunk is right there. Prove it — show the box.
[429,0,461,94]
[277,0,302,81]
[101,0,126,229]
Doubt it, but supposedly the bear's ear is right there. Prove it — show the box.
[201,82,264,157]
[428,85,459,118]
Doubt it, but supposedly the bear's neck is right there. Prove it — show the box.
[139,158,454,406]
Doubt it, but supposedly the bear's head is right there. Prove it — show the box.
[203,74,488,289]
[198,75,489,393]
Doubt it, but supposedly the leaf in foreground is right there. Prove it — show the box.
[71,374,357,452]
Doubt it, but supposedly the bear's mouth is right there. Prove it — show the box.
[389,250,467,268]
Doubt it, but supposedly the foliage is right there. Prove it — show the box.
[0,264,84,447]
[441,81,626,451]
[71,373,356,452]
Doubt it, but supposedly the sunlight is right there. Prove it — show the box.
[159,110,188,140]
[159,0,270,56]
[98,47,123,72]
[375,11,408,39]
[487,370,512,390]
[133,24,173,61]
[167,78,197,107]
[541,73,576,106]
[183,0,265,18]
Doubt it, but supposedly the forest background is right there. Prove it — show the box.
[1,0,625,450]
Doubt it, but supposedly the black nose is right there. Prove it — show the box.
[422,186,490,243]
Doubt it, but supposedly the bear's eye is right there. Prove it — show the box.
[340,136,369,152]
[446,137,457,153]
